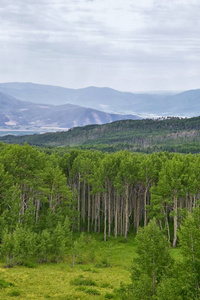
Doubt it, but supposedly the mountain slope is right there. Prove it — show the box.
[0,92,140,130]
[0,82,175,116]
[1,82,200,117]
[163,89,200,116]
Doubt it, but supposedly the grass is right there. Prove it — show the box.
[0,233,181,299]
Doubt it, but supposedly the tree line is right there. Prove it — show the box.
[0,142,200,265]
[1,116,200,153]
[60,148,200,246]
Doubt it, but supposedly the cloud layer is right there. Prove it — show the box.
[0,0,200,91]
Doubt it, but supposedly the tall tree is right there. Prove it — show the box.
[130,218,172,299]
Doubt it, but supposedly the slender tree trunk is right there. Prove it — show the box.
[114,194,118,238]
[36,198,40,223]
[136,189,140,233]
[173,196,178,248]
[125,184,129,238]
[94,194,97,232]
[120,197,123,236]
[133,187,137,230]
[163,207,170,243]
[104,193,107,242]
[77,173,81,231]
[98,193,101,233]
[82,180,86,224]
[189,195,193,213]
[87,184,90,233]
[193,195,196,209]
[108,187,111,237]
[144,187,148,227]
[91,194,94,229]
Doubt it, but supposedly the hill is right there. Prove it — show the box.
[0,92,140,131]
[1,116,200,153]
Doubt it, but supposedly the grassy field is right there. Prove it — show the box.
[0,234,180,300]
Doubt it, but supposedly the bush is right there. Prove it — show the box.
[1,227,37,266]
[104,292,116,299]
[70,276,97,286]
[24,262,38,268]
[8,289,21,297]
[0,278,14,289]
[85,288,101,295]
[101,282,111,288]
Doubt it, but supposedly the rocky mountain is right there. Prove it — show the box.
[0,92,140,131]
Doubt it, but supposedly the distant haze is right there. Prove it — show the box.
[0,1,200,92]
[0,82,200,118]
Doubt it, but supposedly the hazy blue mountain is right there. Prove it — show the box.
[0,92,140,131]
[0,82,199,117]
[0,82,174,117]
[162,89,200,116]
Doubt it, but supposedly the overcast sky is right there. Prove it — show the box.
[0,0,200,92]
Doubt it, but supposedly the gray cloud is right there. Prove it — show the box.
[0,0,200,91]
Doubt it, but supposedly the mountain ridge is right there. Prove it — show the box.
[0,91,140,131]
[0,82,199,117]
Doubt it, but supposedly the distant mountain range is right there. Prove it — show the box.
[0,91,140,131]
[0,82,200,117]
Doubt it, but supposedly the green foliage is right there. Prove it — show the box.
[179,209,200,264]
[70,276,97,286]
[36,229,52,263]
[1,221,72,266]
[101,282,111,288]
[2,117,200,153]
[1,142,200,300]
[50,222,66,262]
[0,278,14,289]
[104,292,116,299]
[1,226,37,266]
[118,219,173,299]
[156,264,197,299]
[84,288,101,295]
[8,289,21,297]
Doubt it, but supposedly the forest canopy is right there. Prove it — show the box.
[1,143,200,298]
[1,116,200,153]
[0,142,199,245]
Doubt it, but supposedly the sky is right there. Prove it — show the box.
[0,0,200,92]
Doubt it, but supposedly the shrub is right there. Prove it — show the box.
[104,292,116,299]
[70,276,97,286]
[85,288,101,295]
[8,289,21,297]
[0,279,14,289]
[101,282,111,288]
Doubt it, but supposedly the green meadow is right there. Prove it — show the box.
[0,235,181,300]
[0,235,134,300]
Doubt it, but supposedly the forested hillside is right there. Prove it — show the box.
[1,116,200,153]
[0,143,200,245]
[1,143,200,298]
